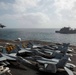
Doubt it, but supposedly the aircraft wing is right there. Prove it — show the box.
[37,60,57,64]
[18,49,32,53]
[50,58,59,62]
[64,67,74,75]
[41,57,59,62]
[9,53,16,57]
[66,63,76,69]
[0,57,6,61]
[17,56,32,65]
[2,54,16,61]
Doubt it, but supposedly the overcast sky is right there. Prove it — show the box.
[0,0,76,28]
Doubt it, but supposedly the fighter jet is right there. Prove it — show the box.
[0,24,6,28]
[33,55,74,75]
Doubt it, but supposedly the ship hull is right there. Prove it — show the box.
[55,31,76,34]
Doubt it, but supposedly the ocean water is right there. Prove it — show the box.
[0,28,76,45]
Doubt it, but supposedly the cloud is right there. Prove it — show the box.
[0,0,76,28]
[17,12,51,28]
[13,0,41,13]
[0,2,11,10]
[54,0,75,10]
[54,0,76,19]
[0,0,52,28]
[0,0,41,13]
[0,12,51,28]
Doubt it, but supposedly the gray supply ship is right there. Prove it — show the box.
[55,27,76,34]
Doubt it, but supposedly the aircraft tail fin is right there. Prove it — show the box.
[56,55,69,68]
